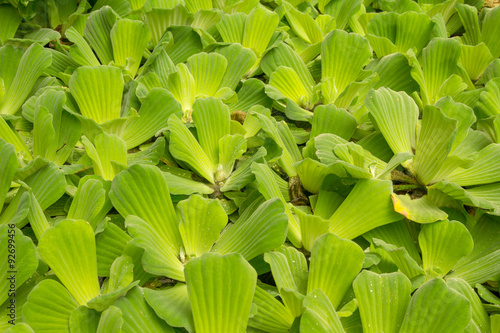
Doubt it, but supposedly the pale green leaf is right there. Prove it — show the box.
[400,278,471,333]
[249,285,294,332]
[308,233,364,309]
[301,289,345,333]
[212,198,288,261]
[0,43,52,115]
[187,52,227,97]
[365,87,418,155]
[21,279,79,333]
[144,284,194,332]
[113,287,174,333]
[38,220,100,305]
[185,253,257,333]
[329,179,402,239]
[69,65,123,124]
[178,194,227,258]
[111,19,151,77]
[448,278,491,333]
[419,220,473,277]
[242,6,279,57]
[83,6,117,66]
[353,271,411,333]
[168,114,215,183]
[322,30,371,97]
[413,105,457,185]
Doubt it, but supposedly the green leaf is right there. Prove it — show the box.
[353,271,411,333]
[400,278,471,333]
[478,77,500,117]
[1,162,66,226]
[187,52,227,97]
[481,6,500,58]
[221,146,266,192]
[145,6,193,45]
[283,3,323,44]
[97,306,123,333]
[178,194,227,258]
[0,139,17,209]
[0,43,51,115]
[255,113,301,177]
[110,164,184,280]
[249,285,294,332]
[419,220,473,277]
[319,0,362,30]
[68,176,112,230]
[0,5,21,45]
[293,207,330,253]
[261,43,315,102]
[413,105,458,185]
[371,53,420,95]
[96,222,131,277]
[69,65,124,124]
[26,191,51,241]
[264,246,309,297]
[87,268,139,312]
[212,198,288,261]
[446,143,500,186]
[0,114,31,159]
[93,0,131,17]
[215,44,257,90]
[391,194,448,223]
[322,30,371,100]
[144,283,194,332]
[70,306,101,333]
[300,289,345,333]
[102,255,134,294]
[365,87,418,155]
[217,12,246,44]
[459,43,494,81]
[251,162,301,247]
[0,226,37,306]
[38,219,100,305]
[371,238,425,280]
[192,97,231,166]
[242,6,279,58]
[162,172,214,195]
[168,114,215,183]
[125,215,184,281]
[410,38,462,105]
[4,322,34,333]
[310,104,357,140]
[66,26,101,67]
[185,253,257,333]
[83,6,117,66]
[82,133,127,181]
[269,66,312,107]
[456,4,481,46]
[308,233,364,309]
[429,180,498,212]
[447,278,491,333]
[448,214,500,284]
[111,19,151,77]
[329,179,402,239]
[228,78,273,112]
[30,90,81,165]
[435,96,476,154]
[22,279,79,332]
[122,88,182,149]
[113,287,174,332]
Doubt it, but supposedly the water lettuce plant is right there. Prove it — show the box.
[1,0,500,332]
